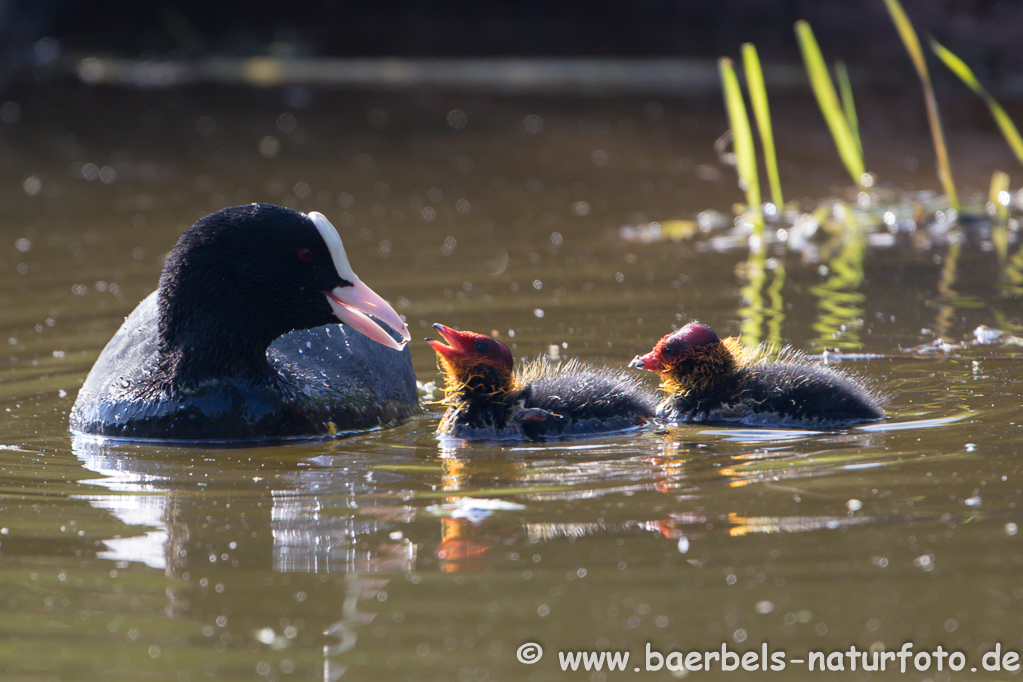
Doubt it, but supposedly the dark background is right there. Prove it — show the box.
[2,0,1022,89]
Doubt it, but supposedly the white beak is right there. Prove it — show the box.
[325,279,410,350]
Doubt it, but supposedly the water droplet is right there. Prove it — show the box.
[446,109,467,130]
[523,114,543,134]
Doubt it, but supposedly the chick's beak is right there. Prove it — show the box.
[629,350,660,372]
[324,278,411,351]
[427,323,473,359]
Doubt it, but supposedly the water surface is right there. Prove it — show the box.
[1,80,1022,680]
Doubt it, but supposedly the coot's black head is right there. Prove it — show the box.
[157,204,409,381]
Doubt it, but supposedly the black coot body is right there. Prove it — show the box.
[70,204,419,442]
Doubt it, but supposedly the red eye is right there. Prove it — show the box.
[298,248,313,262]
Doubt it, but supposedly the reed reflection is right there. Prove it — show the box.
[738,247,785,348]
[810,222,867,350]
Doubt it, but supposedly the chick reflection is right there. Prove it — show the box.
[72,436,414,680]
[431,423,895,574]
[430,446,682,572]
[649,426,885,491]
[645,426,887,539]
[433,456,522,572]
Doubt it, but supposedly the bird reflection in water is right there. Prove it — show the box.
[72,436,414,681]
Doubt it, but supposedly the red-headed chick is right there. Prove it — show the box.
[630,321,885,428]
[428,324,655,441]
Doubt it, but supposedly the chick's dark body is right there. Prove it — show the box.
[438,357,655,442]
[660,360,885,427]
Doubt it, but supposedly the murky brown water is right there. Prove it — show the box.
[2,77,1023,681]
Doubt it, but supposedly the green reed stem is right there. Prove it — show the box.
[931,39,1023,169]
[835,60,862,158]
[989,170,1010,224]
[742,43,783,208]
[719,57,763,232]
[795,21,866,188]
[883,0,959,211]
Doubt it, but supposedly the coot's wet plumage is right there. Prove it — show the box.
[70,204,419,442]
[428,324,654,441]
[630,322,885,428]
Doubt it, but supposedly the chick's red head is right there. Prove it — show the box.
[630,322,736,392]
[428,324,514,395]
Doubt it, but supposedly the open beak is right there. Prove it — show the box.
[427,323,474,359]
[324,278,411,351]
[629,351,660,371]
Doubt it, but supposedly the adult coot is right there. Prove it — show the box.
[428,324,654,441]
[630,321,885,428]
[70,204,419,442]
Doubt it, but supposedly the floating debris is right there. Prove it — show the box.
[426,498,526,524]
[974,325,1023,347]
